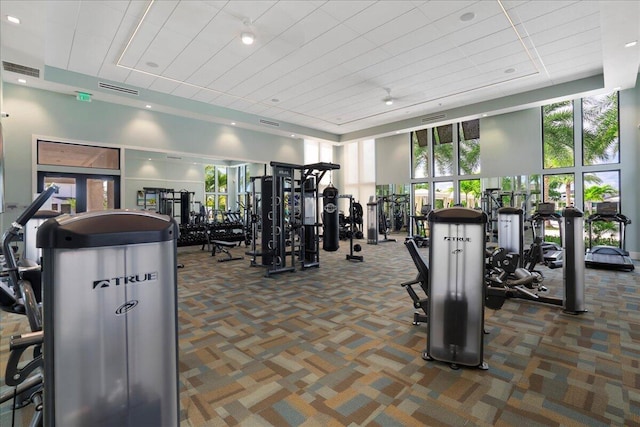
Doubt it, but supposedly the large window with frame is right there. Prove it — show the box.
[432,124,454,177]
[459,179,481,208]
[583,170,620,214]
[582,91,619,165]
[412,129,429,179]
[542,101,574,169]
[543,173,574,209]
[205,165,228,220]
[458,119,480,175]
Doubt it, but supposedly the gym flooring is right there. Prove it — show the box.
[1,238,639,426]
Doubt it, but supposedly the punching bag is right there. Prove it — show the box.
[323,185,340,251]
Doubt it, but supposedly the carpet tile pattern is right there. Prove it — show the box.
[2,238,639,426]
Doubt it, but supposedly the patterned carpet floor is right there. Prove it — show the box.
[2,236,639,426]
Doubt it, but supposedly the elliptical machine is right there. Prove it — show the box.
[1,184,59,426]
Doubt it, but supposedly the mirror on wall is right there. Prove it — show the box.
[124,148,265,220]
[375,184,410,235]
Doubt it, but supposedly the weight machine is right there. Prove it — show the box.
[300,163,341,268]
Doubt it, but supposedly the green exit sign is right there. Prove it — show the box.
[76,92,92,102]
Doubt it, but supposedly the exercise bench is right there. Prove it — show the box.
[211,240,243,262]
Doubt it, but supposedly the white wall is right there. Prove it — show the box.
[375,133,410,185]
[480,108,542,177]
[1,84,303,222]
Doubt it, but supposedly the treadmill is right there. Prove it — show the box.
[585,202,635,271]
[529,202,563,268]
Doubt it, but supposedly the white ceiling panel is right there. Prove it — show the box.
[117,21,164,68]
[415,0,478,23]
[97,63,133,84]
[445,13,513,48]
[170,84,201,98]
[68,34,113,77]
[75,2,125,40]
[343,1,417,35]
[361,9,429,45]
[148,78,182,93]
[534,28,601,56]
[221,1,277,23]
[378,24,446,58]
[320,1,375,22]
[44,1,80,27]
[163,1,220,39]
[505,0,594,22]
[2,0,637,137]
[124,69,159,88]
[190,89,218,104]
[144,0,179,27]
[161,39,220,82]
[43,28,74,69]
[135,28,194,70]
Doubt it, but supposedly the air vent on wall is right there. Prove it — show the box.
[2,61,40,78]
[421,113,447,123]
[259,119,280,127]
[98,82,139,96]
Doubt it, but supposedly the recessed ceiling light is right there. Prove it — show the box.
[460,12,475,22]
[145,105,152,108]
[146,61,159,68]
[7,15,20,24]
[241,32,255,45]
[482,113,488,117]
[17,78,26,84]
[504,67,516,74]
[395,131,401,134]
[291,134,295,137]
[231,122,236,125]
[624,40,637,48]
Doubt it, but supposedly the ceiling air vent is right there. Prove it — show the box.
[421,113,446,123]
[98,82,139,96]
[2,61,40,78]
[259,119,280,127]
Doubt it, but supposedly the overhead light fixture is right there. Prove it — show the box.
[17,78,26,84]
[7,15,20,24]
[291,134,296,137]
[241,32,255,45]
[383,87,394,106]
[231,122,236,125]
[145,104,152,108]
[625,40,637,48]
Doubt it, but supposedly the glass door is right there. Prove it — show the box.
[39,173,119,213]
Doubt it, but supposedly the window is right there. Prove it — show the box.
[543,173,574,209]
[38,140,120,169]
[433,124,454,177]
[459,179,481,208]
[582,91,619,165]
[204,165,228,220]
[458,120,480,175]
[412,130,429,179]
[434,181,453,209]
[583,170,619,214]
[542,101,574,169]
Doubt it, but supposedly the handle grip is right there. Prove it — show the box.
[15,184,59,226]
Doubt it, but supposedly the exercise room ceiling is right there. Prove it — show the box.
[1,0,639,141]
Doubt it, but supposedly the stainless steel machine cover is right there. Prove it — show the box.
[38,210,179,427]
[427,207,487,368]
